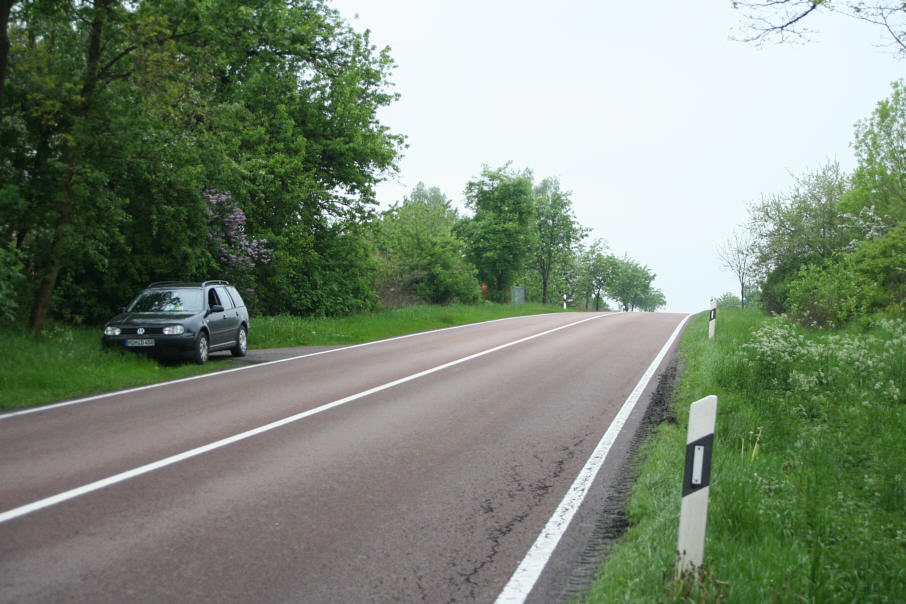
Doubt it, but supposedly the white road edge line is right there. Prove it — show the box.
[0,312,585,421]
[0,314,609,525]
[494,313,691,604]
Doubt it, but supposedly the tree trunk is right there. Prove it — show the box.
[28,0,109,335]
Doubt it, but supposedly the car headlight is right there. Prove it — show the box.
[104,326,121,336]
[163,325,185,335]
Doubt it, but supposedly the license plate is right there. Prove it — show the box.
[126,338,155,347]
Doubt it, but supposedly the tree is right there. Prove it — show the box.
[733,1,906,56]
[579,241,617,311]
[1,1,404,327]
[608,255,658,312]
[373,183,479,306]
[844,79,906,225]
[531,177,587,304]
[458,164,535,302]
[717,229,755,309]
[636,287,666,312]
[747,162,853,313]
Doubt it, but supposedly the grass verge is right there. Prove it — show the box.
[248,303,565,348]
[581,308,906,602]
[0,303,567,411]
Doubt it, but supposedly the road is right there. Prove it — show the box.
[0,311,688,603]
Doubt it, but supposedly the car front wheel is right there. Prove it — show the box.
[193,332,209,364]
[231,325,248,357]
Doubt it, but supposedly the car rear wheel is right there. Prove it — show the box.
[231,325,248,357]
[193,332,209,364]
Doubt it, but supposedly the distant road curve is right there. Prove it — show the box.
[0,311,688,603]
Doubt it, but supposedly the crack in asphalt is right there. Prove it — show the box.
[441,360,680,603]
[447,435,592,601]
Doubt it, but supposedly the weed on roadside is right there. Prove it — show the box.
[583,310,906,602]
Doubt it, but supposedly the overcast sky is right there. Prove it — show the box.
[329,1,903,313]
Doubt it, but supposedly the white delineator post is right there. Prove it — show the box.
[708,299,717,340]
[677,395,717,574]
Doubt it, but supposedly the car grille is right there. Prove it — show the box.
[121,327,165,335]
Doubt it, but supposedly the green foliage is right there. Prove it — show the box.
[608,255,663,312]
[851,223,906,311]
[571,241,664,312]
[571,240,609,310]
[458,164,536,302]
[714,292,741,309]
[585,310,906,602]
[260,222,378,317]
[0,240,24,320]
[785,256,880,328]
[744,83,906,326]
[531,177,588,304]
[372,183,479,306]
[747,162,852,314]
[846,79,906,226]
[1,0,403,327]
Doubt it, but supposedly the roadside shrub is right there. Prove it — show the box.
[852,223,906,312]
[785,257,880,328]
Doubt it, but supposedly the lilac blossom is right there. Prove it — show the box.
[204,189,272,278]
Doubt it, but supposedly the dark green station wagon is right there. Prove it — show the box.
[102,281,249,364]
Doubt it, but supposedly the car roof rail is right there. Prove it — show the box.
[147,281,192,288]
[145,280,230,288]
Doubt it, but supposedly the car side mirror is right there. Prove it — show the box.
[209,304,224,314]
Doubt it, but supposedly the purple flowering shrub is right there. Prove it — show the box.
[204,189,272,302]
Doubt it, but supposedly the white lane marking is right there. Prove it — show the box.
[0,313,590,421]
[0,314,608,525]
[494,314,691,604]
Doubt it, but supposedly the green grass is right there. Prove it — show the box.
[0,323,227,411]
[0,303,568,411]
[581,309,906,602]
[248,302,566,348]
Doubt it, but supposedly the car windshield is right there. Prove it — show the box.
[127,288,203,313]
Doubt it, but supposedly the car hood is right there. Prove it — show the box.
[108,312,199,325]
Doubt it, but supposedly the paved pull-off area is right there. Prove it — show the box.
[0,312,688,603]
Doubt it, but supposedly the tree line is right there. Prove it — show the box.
[718,79,906,327]
[372,168,665,313]
[0,1,663,334]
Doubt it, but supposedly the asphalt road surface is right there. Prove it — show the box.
[0,311,688,603]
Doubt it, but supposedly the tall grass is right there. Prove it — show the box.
[0,323,218,411]
[582,309,906,602]
[1,303,567,411]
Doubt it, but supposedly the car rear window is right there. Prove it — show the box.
[128,289,203,313]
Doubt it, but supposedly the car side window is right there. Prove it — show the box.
[215,286,235,310]
[227,286,245,309]
[207,288,221,309]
